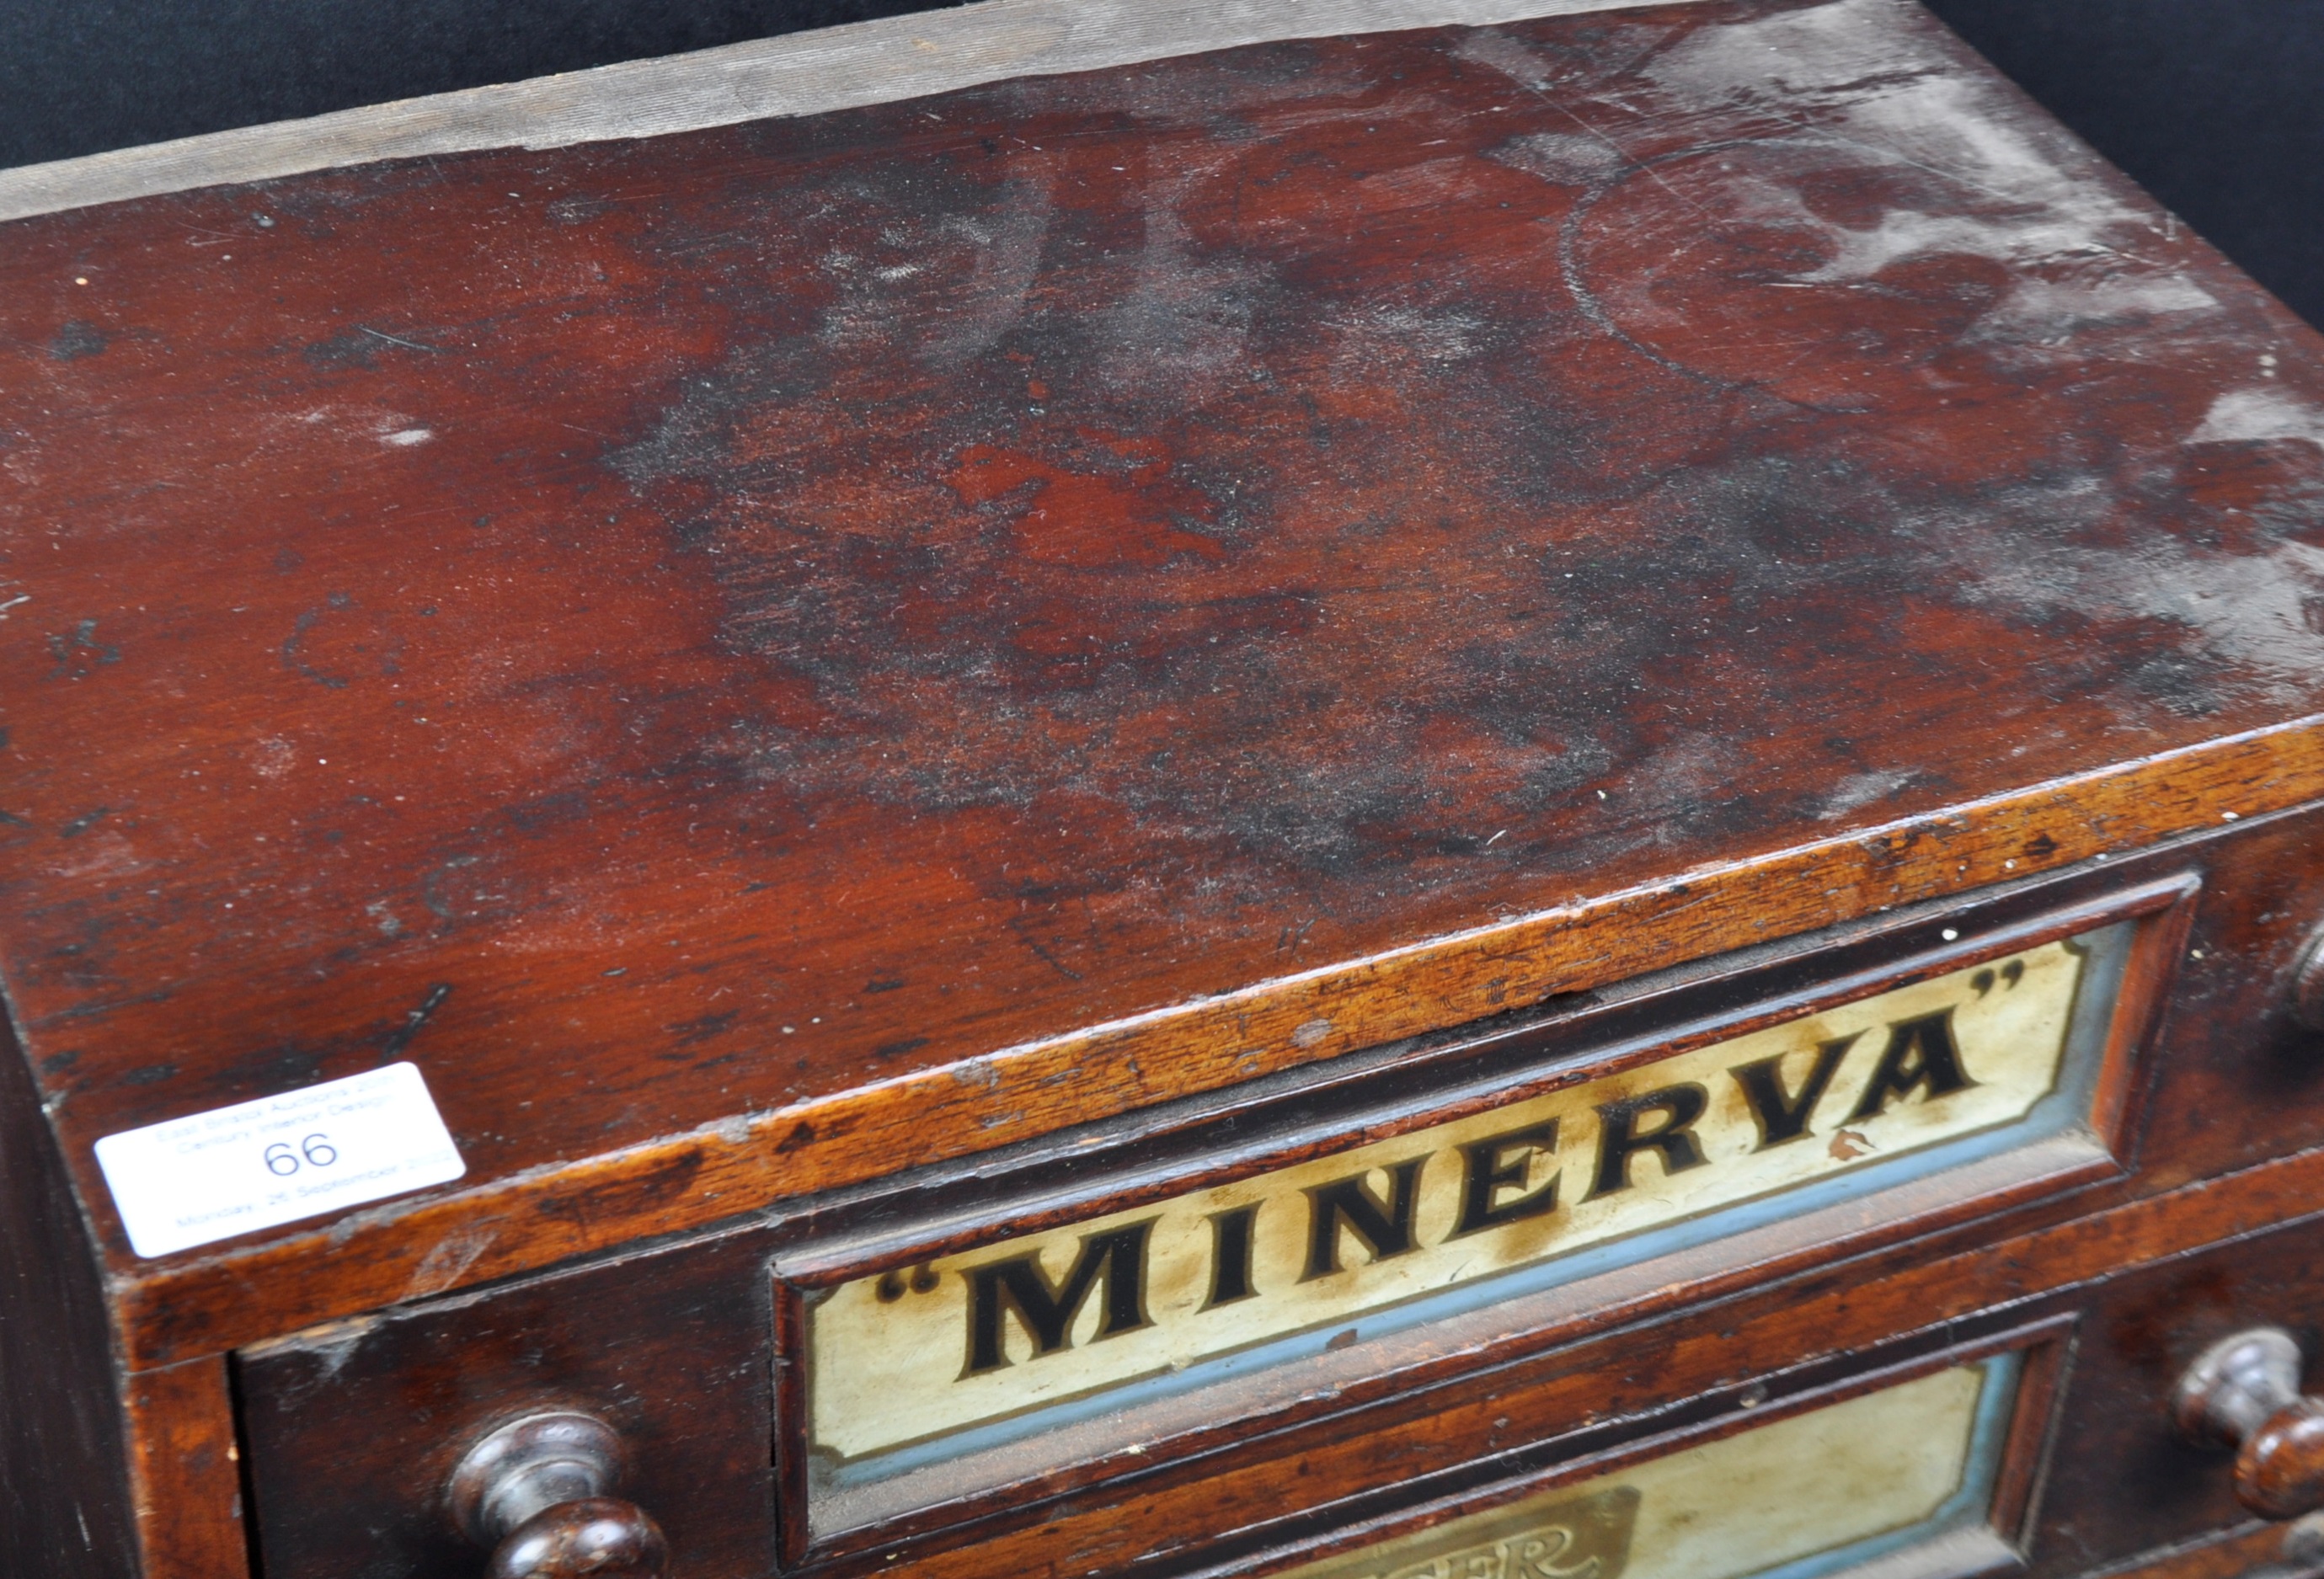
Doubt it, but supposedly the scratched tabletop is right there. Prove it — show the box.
[3,0,2323,1303]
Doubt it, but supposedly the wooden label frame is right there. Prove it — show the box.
[772,874,2193,1564]
[1224,1313,2081,1579]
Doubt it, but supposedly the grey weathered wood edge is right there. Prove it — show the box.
[0,0,1715,224]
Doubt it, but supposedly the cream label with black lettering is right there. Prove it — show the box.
[810,941,2086,1462]
[1279,1361,1999,1579]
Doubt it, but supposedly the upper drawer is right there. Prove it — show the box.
[237,816,2324,1579]
[782,875,2179,1550]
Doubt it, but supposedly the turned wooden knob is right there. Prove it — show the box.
[2177,1328,2324,1519]
[485,1497,669,1579]
[450,1412,669,1578]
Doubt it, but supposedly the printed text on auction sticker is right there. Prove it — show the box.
[94,1062,465,1257]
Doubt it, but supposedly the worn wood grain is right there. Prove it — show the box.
[0,1002,133,1576]
[230,810,2324,1577]
[2077,1522,2289,1579]
[767,864,2195,1555]
[235,1129,2324,1579]
[4,0,2324,1364]
[123,1358,247,1579]
[0,0,1719,223]
[102,733,2324,1365]
[856,1166,2324,1579]
[8,2,2324,1572]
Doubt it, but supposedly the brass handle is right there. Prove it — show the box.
[2177,1329,2324,1519]
[449,1412,669,1578]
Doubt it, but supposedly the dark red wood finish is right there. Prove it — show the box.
[7,0,2324,1574]
[4,0,2324,1347]
[237,1112,2324,1579]
[238,1237,779,1579]
[2097,1524,2295,1579]
[238,810,2324,1579]
[763,864,2197,1567]
[0,1008,135,1578]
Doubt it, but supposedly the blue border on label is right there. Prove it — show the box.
[1747,1350,2022,1579]
[827,922,2127,1492]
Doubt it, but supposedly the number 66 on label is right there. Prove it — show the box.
[264,1134,339,1176]
[94,1063,467,1258]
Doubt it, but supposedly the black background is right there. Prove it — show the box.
[2,0,2319,328]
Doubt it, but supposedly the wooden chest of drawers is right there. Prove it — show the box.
[7,1,2324,1576]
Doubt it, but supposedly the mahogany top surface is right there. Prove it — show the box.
[4,0,2324,1278]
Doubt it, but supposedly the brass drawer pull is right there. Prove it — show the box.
[2177,1329,2324,1520]
[449,1413,669,1578]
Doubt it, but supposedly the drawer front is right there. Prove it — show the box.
[872,1215,2324,1579]
[238,822,2324,1579]
[1246,1340,2055,1579]
[892,1216,2324,1579]
[237,1206,2324,1579]
[789,899,2158,1550]
[238,1239,779,1578]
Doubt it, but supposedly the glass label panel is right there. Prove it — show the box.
[1281,1357,2021,1579]
[798,918,2132,1535]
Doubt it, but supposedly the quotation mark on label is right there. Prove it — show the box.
[1969,958,2026,998]
[875,1263,943,1302]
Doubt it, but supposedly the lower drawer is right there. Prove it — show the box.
[1264,1338,2051,1579]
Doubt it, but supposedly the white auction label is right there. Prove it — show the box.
[94,1062,466,1257]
